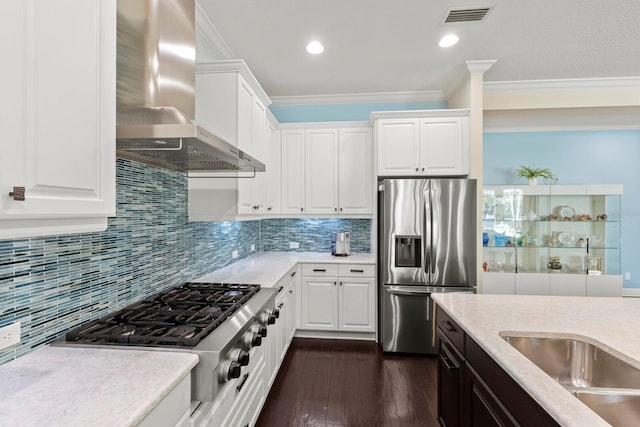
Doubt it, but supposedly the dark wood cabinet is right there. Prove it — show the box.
[438,334,465,427]
[436,306,559,427]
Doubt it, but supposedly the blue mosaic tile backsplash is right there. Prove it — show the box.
[0,159,372,365]
[261,218,371,252]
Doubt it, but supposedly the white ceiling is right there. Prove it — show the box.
[197,0,640,99]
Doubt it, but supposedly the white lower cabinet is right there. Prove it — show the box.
[139,375,191,427]
[483,272,622,297]
[300,264,375,333]
[267,266,298,387]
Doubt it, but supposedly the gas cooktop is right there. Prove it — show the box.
[65,282,260,347]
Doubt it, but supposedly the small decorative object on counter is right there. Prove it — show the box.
[527,211,537,221]
[547,256,562,271]
[482,232,489,247]
[516,165,556,185]
[596,213,608,221]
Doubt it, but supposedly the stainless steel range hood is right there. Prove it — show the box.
[115,0,265,172]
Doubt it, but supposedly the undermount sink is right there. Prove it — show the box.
[502,334,640,426]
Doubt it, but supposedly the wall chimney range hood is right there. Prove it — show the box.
[115,0,265,172]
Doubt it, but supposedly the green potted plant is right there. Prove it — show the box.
[516,165,556,185]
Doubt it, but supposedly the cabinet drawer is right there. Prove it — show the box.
[338,264,375,277]
[301,264,339,276]
[436,306,464,355]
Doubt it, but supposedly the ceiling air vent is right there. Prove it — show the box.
[442,7,493,24]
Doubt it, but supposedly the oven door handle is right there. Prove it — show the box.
[236,373,250,392]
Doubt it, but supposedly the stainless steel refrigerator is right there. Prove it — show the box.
[378,178,477,354]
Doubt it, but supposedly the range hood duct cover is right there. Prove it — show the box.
[115,0,264,172]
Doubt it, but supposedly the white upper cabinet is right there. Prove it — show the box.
[0,0,116,239]
[376,118,420,175]
[281,124,373,216]
[374,110,469,177]
[280,129,306,214]
[305,129,340,214]
[339,127,373,215]
[191,60,271,219]
[264,114,281,214]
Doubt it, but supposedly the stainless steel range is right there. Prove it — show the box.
[59,282,278,402]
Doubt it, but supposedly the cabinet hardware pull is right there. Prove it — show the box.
[236,373,250,392]
[277,286,284,293]
[290,271,296,277]
[339,281,342,286]
[9,186,25,201]
[333,281,336,286]
[300,207,303,212]
[313,269,326,272]
[415,168,419,172]
[443,320,456,333]
[289,289,293,294]
[422,167,425,172]
[440,353,458,371]
[334,208,337,212]
[340,207,343,212]
[350,269,364,273]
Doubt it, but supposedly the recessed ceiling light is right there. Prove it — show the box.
[439,34,459,48]
[306,41,324,55]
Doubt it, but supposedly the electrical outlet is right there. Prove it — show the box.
[625,272,631,280]
[232,250,239,259]
[0,322,20,351]
[289,242,299,249]
[250,244,255,252]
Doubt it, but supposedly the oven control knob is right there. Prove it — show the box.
[227,361,241,380]
[251,333,262,347]
[229,348,251,366]
[237,350,250,366]
[267,312,276,325]
[258,325,267,337]
[243,331,262,347]
[219,360,242,382]
[272,308,280,319]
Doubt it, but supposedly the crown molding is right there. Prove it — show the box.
[270,90,445,106]
[195,2,235,60]
[484,106,640,132]
[484,76,640,92]
[466,59,497,74]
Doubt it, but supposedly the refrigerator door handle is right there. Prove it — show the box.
[424,185,433,280]
[385,286,433,296]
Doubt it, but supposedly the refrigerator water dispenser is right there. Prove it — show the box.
[395,236,421,267]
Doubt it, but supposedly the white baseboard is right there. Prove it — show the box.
[623,288,640,298]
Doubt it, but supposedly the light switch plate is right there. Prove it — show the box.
[0,322,20,351]
[250,244,255,252]
[232,250,239,259]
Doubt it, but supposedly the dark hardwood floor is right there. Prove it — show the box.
[257,338,439,427]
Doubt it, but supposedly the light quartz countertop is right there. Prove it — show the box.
[195,251,375,286]
[432,293,640,427]
[0,251,372,426]
[0,345,198,427]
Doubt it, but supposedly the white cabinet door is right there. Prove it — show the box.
[481,273,516,294]
[376,119,419,176]
[265,120,281,214]
[281,129,306,214]
[0,0,116,239]
[419,116,468,176]
[236,76,253,153]
[338,278,375,332]
[339,127,372,214]
[515,273,550,295]
[550,274,586,296]
[305,129,339,214]
[300,277,338,330]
